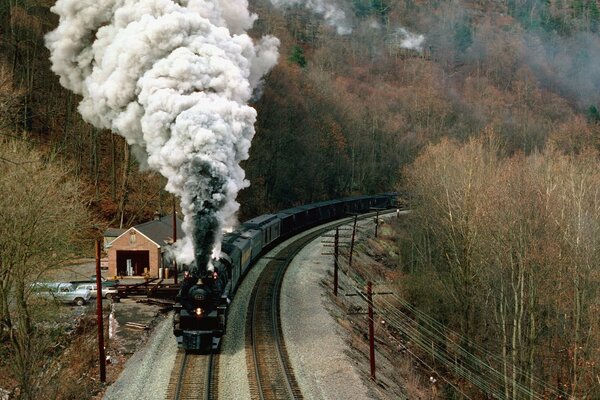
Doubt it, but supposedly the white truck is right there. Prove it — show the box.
[31,282,91,306]
[73,283,119,300]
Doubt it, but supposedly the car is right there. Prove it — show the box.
[74,283,119,300]
[31,282,91,306]
[89,275,120,286]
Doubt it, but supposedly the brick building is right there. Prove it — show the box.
[105,214,183,278]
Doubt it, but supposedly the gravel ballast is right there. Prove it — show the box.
[220,220,382,399]
[104,219,382,399]
[103,315,176,400]
[280,232,376,399]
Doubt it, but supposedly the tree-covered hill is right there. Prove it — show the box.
[1,0,599,223]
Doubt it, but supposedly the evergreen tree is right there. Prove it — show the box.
[289,45,307,68]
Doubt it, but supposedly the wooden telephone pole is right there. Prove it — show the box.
[95,240,106,382]
[172,196,178,284]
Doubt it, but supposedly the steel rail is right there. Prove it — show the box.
[166,350,216,400]
[247,211,393,399]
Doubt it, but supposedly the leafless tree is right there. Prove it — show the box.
[0,138,89,399]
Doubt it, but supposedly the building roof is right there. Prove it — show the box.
[104,228,127,238]
[133,214,184,248]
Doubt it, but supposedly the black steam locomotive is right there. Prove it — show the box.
[173,194,396,352]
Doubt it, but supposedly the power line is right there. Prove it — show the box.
[348,282,568,399]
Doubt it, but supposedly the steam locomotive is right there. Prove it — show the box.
[173,194,396,352]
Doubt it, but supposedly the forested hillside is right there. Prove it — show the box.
[2,0,600,398]
[1,0,600,223]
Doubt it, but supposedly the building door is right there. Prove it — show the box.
[116,250,150,276]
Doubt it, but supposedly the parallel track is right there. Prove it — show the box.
[245,214,383,400]
[165,349,218,400]
[165,211,389,400]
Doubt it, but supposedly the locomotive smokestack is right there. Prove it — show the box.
[45,0,280,276]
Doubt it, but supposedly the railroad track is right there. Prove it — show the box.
[165,349,219,400]
[244,213,387,400]
[164,211,390,400]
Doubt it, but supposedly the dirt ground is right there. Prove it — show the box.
[0,259,168,400]
[44,259,171,354]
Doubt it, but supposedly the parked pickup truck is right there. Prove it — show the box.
[31,282,91,306]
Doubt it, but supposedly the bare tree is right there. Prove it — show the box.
[0,138,89,399]
[404,136,600,398]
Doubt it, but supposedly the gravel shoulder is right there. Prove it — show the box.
[102,314,176,400]
[281,233,377,400]
[102,217,386,400]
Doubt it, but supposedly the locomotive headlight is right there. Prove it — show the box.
[195,307,204,317]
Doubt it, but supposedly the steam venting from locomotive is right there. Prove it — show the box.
[45,0,280,274]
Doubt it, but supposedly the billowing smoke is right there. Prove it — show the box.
[45,0,279,274]
[269,0,352,35]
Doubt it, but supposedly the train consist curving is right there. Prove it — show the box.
[173,194,396,352]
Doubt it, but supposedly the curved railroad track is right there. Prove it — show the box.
[165,211,389,400]
[244,213,384,400]
[165,349,219,400]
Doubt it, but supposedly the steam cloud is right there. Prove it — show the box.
[269,0,352,35]
[45,0,279,274]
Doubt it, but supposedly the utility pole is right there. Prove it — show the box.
[321,227,349,296]
[367,281,375,381]
[321,227,350,296]
[334,227,339,296]
[346,282,393,383]
[370,207,385,238]
[172,196,178,284]
[349,214,358,268]
[95,240,106,383]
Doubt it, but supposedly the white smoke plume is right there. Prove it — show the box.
[269,0,352,35]
[46,0,279,273]
[388,27,425,52]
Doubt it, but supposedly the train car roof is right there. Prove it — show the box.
[296,204,320,211]
[277,207,306,215]
[339,195,369,200]
[230,235,251,249]
[303,199,343,208]
[242,214,278,227]
[241,228,261,239]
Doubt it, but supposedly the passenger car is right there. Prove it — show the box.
[74,283,119,300]
[31,282,91,306]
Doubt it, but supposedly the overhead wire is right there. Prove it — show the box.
[348,281,568,399]
[356,286,509,399]
[383,292,569,398]
[336,218,571,399]
[363,303,474,400]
